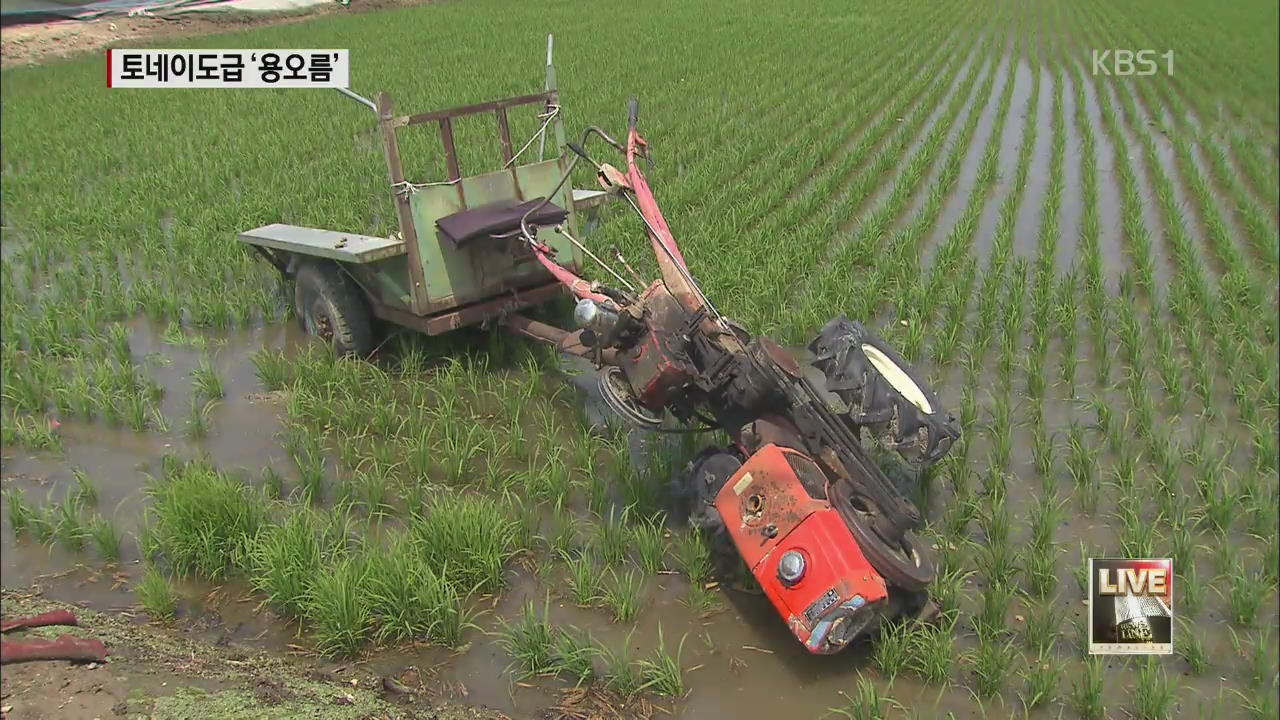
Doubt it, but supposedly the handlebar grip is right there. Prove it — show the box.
[566,141,589,159]
[627,97,639,129]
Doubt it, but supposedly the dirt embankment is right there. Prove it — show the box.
[0,588,510,720]
[0,0,425,68]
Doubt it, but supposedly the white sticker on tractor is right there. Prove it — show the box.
[732,472,754,495]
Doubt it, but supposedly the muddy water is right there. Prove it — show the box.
[919,54,1012,271]
[895,51,993,236]
[1073,63,1128,290]
[0,321,304,614]
[1056,69,1084,277]
[1096,80,1177,292]
[863,45,981,229]
[972,56,1033,270]
[1011,65,1056,260]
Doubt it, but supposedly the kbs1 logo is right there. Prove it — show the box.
[1088,558,1173,655]
[1091,49,1174,76]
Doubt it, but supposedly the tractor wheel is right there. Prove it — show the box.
[675,447,743,564]
[830,478,935,591]
[294,261,376,358]
[808,316,959,467]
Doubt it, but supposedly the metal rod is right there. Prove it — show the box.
[336,87,377,114]
[539,34,553,162]
[619,191,726,324]
[557,225,635,293]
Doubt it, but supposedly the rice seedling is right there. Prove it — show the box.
[1233,677,1280,720]
[88,513,123,563]
[552,626,598,687]
[682,582,720,616]
[1177,619,1208,675]
[601,567,646,623]
[597,628,644,698]
[191,356,224,400]
[673,529,712,585]
[1018,650,1061,713]
[246,504,322,618]
[1219,559,1265,626]
[871,621,910,683]
[631,515,668,574]
[365,533,474,647]
[4,488,35,535]
[906,617,955,685]
[50,492,87,551]
[261,465,285,499]
[559,548,602,607]
[68,468,98,506]
[1070,655,1105,720]
[540,505,576,558]
[250,348,290,391]
[409,492,520,594]
[307,554,370,658]
[969,629,1016,698]
[591,507,632,568]
[186,397,214,439]
[1130,656,1177,720]
[1180,563,1205,620]
[136,564,177,621]
[635,625,687,698]
[828,674,902,720]
[11,415,62,453]
[1022,594,1062,656]
[144,460,264,580]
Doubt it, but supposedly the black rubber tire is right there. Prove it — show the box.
[294,261,376,358]
[831,478,935,591]
[808,315,959,467]
[675,447,743,563]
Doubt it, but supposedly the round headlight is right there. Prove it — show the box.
[777,550,805,585]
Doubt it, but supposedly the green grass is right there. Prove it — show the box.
[498,598,558,679]
[601,567,646,623]
[135,564,177,621]
[635,626,687,698]
[307,554,370,658]
[144,459,264,581]
[88,513,123,563]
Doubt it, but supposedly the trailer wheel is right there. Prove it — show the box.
[808,316,959,467]
[294,261,375,358]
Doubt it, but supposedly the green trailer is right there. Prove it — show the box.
[238,35,609,356]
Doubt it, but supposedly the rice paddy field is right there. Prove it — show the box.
[2,0,1278,717]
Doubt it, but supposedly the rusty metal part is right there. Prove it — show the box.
[1,610,109,666]
[376,91,429,313]
[0,635,110,665]
[369,281,566,337]
[0,610,78,633]
[501,312,616,364]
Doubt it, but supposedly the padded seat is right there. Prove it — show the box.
[435,197,568,248]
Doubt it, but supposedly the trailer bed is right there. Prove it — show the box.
[238,224,407,264]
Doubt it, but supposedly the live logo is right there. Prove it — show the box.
[1096,567,1169,596]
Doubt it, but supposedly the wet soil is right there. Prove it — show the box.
[0,588,507,720]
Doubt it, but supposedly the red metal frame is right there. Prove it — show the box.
[713,444,889,654]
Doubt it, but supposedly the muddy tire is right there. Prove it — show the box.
[808,315,959,467]
[674,447,742,563]
[294,260,375,358]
